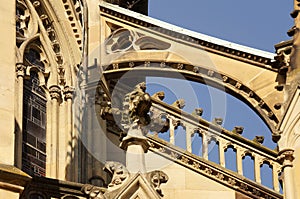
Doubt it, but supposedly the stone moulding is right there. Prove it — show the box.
[147,136,283,199]
[99,2,275,70]
[103,61,280,134]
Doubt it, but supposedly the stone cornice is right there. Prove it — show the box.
[0,164,31,187]
[99,3,275,70]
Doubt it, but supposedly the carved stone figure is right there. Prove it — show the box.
[192,108,203,117]
[253,136,265,144]
[121,82,151,131]
[103,161,129,189]
[152,91,165,101]
[147,170,169,196]
[81,184,105,199]
[171,99,185,109]
[232,126,244,135]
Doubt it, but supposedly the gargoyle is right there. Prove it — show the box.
[121,82,152,130]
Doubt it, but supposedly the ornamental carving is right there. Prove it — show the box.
[121,82,152,131]
[171,99,185,109]
[82,184,105,199]
[103,161,129,189]
[63,86,74,100]
[105,28,171,54]
[147,170,169,197]
[49,86,62,100]
[277,149,295,168]
[16,63,26,77]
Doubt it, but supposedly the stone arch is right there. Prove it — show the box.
[15,0,85,179]
[103,60,278,134]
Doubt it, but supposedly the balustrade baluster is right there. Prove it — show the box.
[254,156,262,184]
[236,148,243,175]
[273,164,280,192]
[202,133,208,160]
[169,117,176,145]
[186,126,192,153]
[219,141,225,167]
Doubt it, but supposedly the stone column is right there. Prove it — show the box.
[64,86,74,180]
[14,63,25,169]
[48,85,61,178]
[169,117,176,145]
[236,148,243,175]
[278,149,295,199]
[202,133,208,160]
[254,156,261,184]
[185,126,192,153]
[120,126,150,174]
[219,141,225,167]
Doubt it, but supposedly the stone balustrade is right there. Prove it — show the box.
[149,97,282,194]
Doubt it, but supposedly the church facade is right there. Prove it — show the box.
[1,0,300,198]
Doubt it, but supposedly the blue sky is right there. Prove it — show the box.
[142,3,293,183]
[145,1,294,149]
[142,2,292,190]
[149,0,293,52]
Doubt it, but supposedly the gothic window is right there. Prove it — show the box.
[22,71,47,176]
[24,48,45,71]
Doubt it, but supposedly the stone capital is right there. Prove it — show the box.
[120,133,150,153]
[63,86,74,100]
[49,85,61,100]
[16,63,25,78]
[277,148,295,168]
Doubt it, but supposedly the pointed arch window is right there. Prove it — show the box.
[22,45,47,177]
